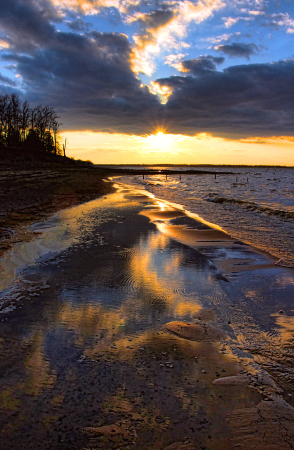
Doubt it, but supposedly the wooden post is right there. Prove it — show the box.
[63,138,67,158]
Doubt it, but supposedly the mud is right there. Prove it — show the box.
[1,183,294,449]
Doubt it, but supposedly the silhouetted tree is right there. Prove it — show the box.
[0,93,61,154]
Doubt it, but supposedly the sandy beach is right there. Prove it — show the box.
[0,180,294,450]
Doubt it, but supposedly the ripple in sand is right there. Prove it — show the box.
[227,397,294,449]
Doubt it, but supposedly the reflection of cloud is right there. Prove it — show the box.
[24,330,56,396]
[273,314,294,344]
[129,233,182,310]
[56,227,204,359]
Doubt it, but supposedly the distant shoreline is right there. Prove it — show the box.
[96,163,294,169]
[100,167,236,175]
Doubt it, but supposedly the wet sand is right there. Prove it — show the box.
[0,167,114,258]
[0,183,294,449]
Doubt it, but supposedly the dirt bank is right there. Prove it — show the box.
[0,165,114,257]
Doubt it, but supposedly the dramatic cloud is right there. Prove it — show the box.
[179,55,225,73]
[215,42,258,59]
[128,0,225,75]
[66,18,92,32]
[155,59,294,138]
[0,28,163,133]
[1,0,294,141]
[164,53,188,70]
[0,73,16,87]
[0,0,60,51]
[0,0,161,133]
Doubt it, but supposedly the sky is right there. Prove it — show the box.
[0,0,294,165]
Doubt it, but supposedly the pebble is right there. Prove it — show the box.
[202,370,206,373]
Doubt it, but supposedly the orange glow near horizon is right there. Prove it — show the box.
[59,130,294,166]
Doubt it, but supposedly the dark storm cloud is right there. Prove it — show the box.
[215,43,259,59]
[0,0,162,134]
[155,59,294,138]
[0,0,60,51]
[66,18,92,32]
[181,56,224,75]
[0,73,16,87]
[1,0,294,138]
[2,29,159,102]
[136,10,175,30]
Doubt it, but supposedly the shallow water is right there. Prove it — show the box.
[0,184,294,449]
[118,166,294,265]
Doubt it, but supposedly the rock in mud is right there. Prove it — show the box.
[164,321,226,342]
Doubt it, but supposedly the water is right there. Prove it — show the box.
[1,182,294,448]
[116,166,294,265]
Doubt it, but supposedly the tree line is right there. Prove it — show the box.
[0,93,62,155]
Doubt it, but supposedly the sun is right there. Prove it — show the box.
[145,131,174,149]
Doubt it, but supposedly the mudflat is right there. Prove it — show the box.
[0,181,294,450]
[0,166,114,257]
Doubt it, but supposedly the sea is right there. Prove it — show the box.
[107,165,294,266]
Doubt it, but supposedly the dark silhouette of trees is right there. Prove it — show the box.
[0,93,61,154]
